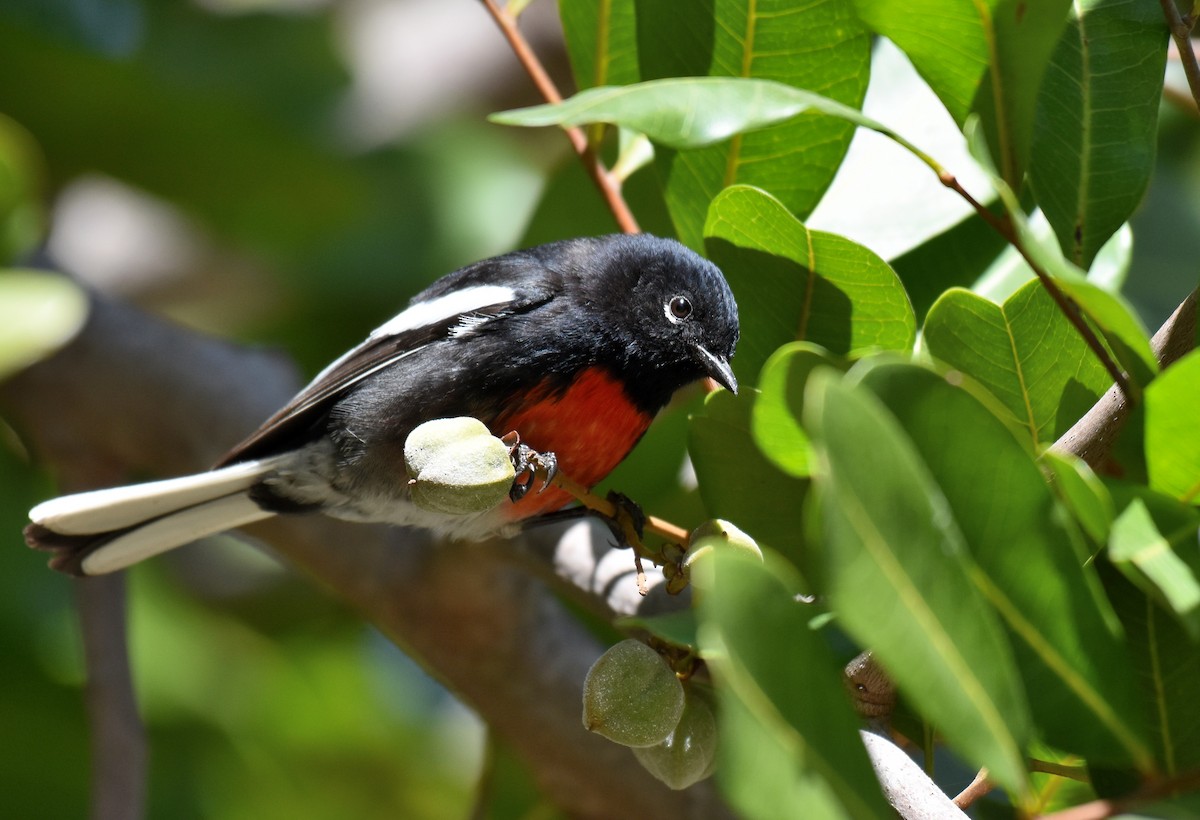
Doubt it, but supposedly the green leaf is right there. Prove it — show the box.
[0,115,44,265]
[851,0,1072,186]
[859,361,1152,770]
[973,218,1133,305]
[616,610,698,651]
[966,122,1157,388]
[1106,553,1200,774]
[699,550,890,819]
[557,0,638,90]
[1056,277,1157,390]
[1030,0,1167,269]
[1144,351,1200,502]
[889,205,1011,323]
[1109,499,1200,640]
[751,343,844,478]
[922,279,1112,448]
[647,0,870,247]
[493,76,881,152]
[974,0,1075,187]
[1042,451,1115,545]
[805,371,1031,795]
[0,270,88,382]
[849,0,991,125]
[688,388,810,564]
[703,185,916,381]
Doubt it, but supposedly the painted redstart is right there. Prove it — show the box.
[26,234,740,576]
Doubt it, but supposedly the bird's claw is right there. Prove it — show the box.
[603,491,652,596]
[604,491,646,544]
[506,436,558,502]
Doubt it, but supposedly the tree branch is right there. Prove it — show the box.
[0,293,728,819]
[76,574,145,820]
[861,730,968,819]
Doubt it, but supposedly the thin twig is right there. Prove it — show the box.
[76,574,145,820]
[479,0,641,234]
[936,171,1010,236]
[935,170,1133,399]
[1022,256,1133,399]
[546,468,690,545]
[1161,0,1200,107]
[1052,289,1196,468]
[953,768,992,809]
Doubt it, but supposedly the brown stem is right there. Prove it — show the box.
[937,171,1011,237]
[952,768,992,809]
[479,0,641,234]
[1162,0,1200,108]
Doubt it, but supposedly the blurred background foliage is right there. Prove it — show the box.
[0,0,587,817]
[2,0,1200,817]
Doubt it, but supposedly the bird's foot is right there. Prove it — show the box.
[504,433,558,502]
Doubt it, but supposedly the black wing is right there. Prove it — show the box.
[216,281,556,466]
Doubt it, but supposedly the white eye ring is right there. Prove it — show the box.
[666,295,692,323]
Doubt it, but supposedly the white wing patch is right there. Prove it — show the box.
[370,285,516,340]
[306,284,517,387]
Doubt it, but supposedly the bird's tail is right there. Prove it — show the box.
[25,458,286,576]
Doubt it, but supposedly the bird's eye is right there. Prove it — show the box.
[667,295,693,322]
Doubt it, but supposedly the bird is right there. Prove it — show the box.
[25,234,740,576]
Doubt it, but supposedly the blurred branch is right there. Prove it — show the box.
[1039,768,1200,820]
[76,574,145,820]
[0,293,728,819]
[1052,288,1197,468]
[480,0,641,234]
[25,386,150,820]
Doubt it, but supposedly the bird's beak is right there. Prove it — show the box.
[692,343,738,395]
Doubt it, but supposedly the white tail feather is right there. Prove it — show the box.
[80,494,277,575]
[29,457,285,535]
